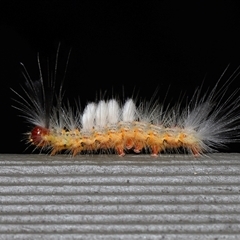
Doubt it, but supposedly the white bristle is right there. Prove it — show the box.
[107,99,120,125]
[122,99,136,122]
[95,100,108,130]
[81,102,96,132]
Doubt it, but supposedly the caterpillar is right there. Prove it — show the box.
[12,48,240,157]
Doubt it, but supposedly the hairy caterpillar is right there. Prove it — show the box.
[12,48,240,157]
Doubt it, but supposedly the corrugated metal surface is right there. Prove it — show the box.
[0,153,240,239]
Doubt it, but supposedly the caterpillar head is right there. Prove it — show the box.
[30,126,49,146]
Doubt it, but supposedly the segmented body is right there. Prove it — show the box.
[29,99,204,156]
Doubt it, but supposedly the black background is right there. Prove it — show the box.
[1,1,240,153]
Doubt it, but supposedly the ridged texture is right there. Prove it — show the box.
[1,153,240,239]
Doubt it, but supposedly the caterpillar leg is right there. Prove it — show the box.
[190,147,202,157]
[116,146,125,156]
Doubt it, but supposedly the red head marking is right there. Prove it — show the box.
[30,126,49,146]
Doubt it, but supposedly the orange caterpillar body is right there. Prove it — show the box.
[30,107,201,156]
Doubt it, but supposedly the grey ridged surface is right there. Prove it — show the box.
[0,153,240,239]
